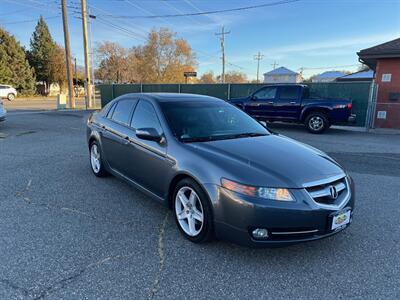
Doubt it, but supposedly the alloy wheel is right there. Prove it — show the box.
[90,144,101,173]
[309,116,324,131]
[175,186,204,237]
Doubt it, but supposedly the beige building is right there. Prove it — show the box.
[263,67,302,83]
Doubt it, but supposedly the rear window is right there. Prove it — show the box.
[110,100,136,126]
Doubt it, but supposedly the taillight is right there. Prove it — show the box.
[347,103,352,110]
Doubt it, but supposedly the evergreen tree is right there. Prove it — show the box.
[28,16,56,86]
[0,27,36,93]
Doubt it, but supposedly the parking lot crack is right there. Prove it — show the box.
[149,211,170,300]
[32,250,146,299]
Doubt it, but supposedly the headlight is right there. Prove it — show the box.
[221,178,294,201]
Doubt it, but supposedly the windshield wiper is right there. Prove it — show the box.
[181,136,218,143]
[227,132,268,139]
[181,132,268,143]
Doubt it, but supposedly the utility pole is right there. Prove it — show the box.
[74,57,77,98]
[215,26,230,83]
[61,0,75,108]
[299,67,304,77]
[271,61,279,70]
[254,52,264,83]
[81,0,92,108]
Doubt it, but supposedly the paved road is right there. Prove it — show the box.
[0,111,399,299]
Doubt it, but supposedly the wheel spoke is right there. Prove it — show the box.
[178,191,189,208]
[178,211,188,220]
[192,208,203,222]
[188,191,196,205]
[188,215,196,235]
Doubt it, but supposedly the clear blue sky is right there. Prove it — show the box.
[1,0,399,79]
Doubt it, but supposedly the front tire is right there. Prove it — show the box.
[305,112,329,134]
[173,179,213,243]
[7,93,15,101]
[89,141,108,177]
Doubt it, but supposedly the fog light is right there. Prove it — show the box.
[252,228,269,239]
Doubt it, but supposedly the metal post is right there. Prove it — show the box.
[61,0,75,108]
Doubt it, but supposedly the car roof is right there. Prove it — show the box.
[119,93,224,103]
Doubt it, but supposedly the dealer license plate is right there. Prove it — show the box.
[331,210,351,230]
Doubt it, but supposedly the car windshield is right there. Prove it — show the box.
[160,100,269,142]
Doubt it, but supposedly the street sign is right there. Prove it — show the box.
[184,72,197,77]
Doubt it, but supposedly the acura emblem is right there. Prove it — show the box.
[329,185,338,199]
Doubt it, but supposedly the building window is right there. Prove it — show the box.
[382,74,392,82]
[377,111,387,119]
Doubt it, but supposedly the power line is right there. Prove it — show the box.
[87,2,148,40]
[82,1,250,72]
[97,0,301,19]
[123,0,175,30]
[89,7,249,72]
[0,16,59,25]
[0,8,30,16]
[161,0,204,26]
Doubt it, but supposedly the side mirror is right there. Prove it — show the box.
[136,127,163,143]
[259,121,267,127]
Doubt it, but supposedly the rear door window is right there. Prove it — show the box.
[110,99,137,126]
[278,86,300,101]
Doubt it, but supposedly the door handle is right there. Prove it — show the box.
[290,101,297,104]
[122,136,130,145]
[267,101,274,104]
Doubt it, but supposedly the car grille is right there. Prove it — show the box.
[305,176,349,208]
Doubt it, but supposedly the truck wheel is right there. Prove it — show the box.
[305,112,329,134]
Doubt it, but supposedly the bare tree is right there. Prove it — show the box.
[199,71,216,83]
[95,29,197,84]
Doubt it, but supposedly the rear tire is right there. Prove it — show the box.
[7,93,15,101]
[89,141,108,177]
[305,112,329,134]
[173,178,214,243]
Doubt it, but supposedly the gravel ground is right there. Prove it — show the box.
[0,111,399,299]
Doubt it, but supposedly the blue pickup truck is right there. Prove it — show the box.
[230,84,355,133]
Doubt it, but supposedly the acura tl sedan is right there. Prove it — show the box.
[87,93,355,246]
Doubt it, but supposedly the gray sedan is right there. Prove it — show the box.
[87,93,355,246]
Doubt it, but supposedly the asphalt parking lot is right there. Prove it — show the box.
[1,110,399,299]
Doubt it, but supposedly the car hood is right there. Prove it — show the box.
[186,134,344,188]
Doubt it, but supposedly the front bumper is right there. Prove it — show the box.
[204,180,355,247]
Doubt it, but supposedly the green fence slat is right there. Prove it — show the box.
[142,84,180,93]
[180,84,229,100]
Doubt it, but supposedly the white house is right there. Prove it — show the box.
[263,67,302,83]
[312,71,347,82]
